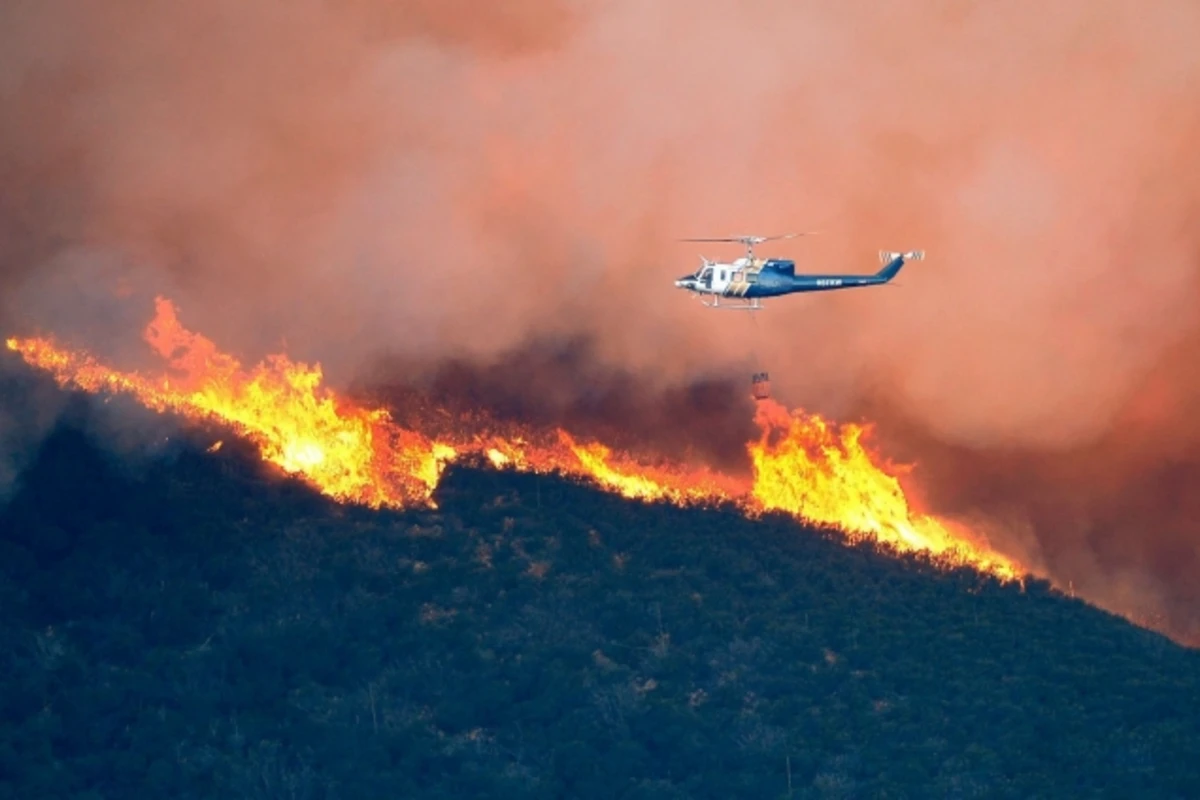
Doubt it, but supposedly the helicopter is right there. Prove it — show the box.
[673,233,924,310]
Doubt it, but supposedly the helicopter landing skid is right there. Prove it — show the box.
[699,296,764,310]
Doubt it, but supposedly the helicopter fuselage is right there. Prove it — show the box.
[674,256,888,300]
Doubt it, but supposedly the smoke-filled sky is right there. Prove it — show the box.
[3,0,1200,641]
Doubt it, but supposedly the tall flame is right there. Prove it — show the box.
[6,297,455,507]
[749,399,1017,577]
[5,296,1021,582]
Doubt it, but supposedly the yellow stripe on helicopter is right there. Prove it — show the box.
[725,259,766,297]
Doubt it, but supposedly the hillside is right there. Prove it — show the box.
[2,391,1199,799]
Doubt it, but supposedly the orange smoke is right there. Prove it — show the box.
[5,296,1022,585]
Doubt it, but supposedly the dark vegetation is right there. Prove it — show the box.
[2,385,1200,799]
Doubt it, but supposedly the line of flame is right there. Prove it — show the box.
[4,296,1023,583]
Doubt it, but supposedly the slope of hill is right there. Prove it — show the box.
[2,392,1199,799]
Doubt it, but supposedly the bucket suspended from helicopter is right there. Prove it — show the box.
[751,371,771,401]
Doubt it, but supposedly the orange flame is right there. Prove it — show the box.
[6,298,456,508]
[749,398,1019,579]
[5,296,1022,582]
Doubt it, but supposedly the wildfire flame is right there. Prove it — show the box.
[5,296,1022,582]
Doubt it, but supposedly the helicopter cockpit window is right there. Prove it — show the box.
[699,266,713,287]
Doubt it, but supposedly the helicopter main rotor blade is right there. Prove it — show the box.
[678,232,820,244]
[740,232,820,242]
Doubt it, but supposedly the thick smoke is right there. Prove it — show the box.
[858,324,1200,645]
[3,1,1200,641]
[372,336,760,473]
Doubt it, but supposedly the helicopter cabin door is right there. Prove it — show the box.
[711,265,733,296]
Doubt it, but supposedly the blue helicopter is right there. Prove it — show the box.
[674,233,924,310]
